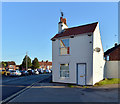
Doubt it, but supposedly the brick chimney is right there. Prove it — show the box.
[60,17,67,25]
[58,17,68,33]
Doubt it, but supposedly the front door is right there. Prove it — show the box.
[77,64,86,85]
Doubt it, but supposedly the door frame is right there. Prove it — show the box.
[76,63,87,85]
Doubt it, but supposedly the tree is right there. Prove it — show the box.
[19,64,23,70]
[1,61,7,68]
[32,58,40,69]
[22,55,32,69]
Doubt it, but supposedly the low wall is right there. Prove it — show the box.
[104,61,120,78]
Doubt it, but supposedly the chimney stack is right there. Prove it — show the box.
[58,17,68,33]
[115,43,117,47]
[60,17,67,25]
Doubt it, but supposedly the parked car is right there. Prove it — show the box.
[1,69,6,75]
[10,70,21,76]
[45,69,51,73]
[34,70,39,75]
[20,70,28,76]
[40,69,45,74]
[27,70,34,75]
[34,69,39,75]
[1,69,9,76]
[49,69,52,73]
[24,70,29,75]
[45,69,49,73]
[37,69,41,74]
[32,69,35,74]
[4,69,11,76]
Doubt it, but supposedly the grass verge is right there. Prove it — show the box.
[67,84,75,88]
[94,78,120,86]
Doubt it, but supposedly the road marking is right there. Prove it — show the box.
[0,85,27,88]
[2,75,51,103]
[31,86,66,88]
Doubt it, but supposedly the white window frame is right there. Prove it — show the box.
[60,63,69,78]
[59,39,70,55]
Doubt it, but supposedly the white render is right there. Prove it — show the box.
[52,23,105,85]
[92,23,105,85]
[58,22,68,33]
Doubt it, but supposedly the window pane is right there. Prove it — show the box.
[60,64,69,70]
[65,73,69,77]
[60,47,68,55]
[60,64,69,78]
[60,39,69,48]
[60,39,70,55]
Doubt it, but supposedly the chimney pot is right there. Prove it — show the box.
[60,17,67,25]
[115,43,117,47]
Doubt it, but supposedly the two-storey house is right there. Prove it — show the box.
[51,16,105,85]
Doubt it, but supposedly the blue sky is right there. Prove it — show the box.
[2,2,118,65]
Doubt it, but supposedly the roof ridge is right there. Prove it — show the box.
[66,22,98,30]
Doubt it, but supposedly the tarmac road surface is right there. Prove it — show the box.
[1,74,51,101]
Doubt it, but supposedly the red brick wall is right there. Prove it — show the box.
[109,47,120,61]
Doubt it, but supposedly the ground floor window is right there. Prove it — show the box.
[60,64,69,78]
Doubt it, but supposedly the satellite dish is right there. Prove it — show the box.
[94,47,101,52]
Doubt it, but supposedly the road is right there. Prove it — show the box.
[1,74,51,101]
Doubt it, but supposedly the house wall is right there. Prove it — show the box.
[104,61,119,78]
[52,33,93,85]
[93,23,105,85]
[106,46,120,61]
[7,65,16,70]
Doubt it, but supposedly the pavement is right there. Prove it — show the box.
[7,82,119,103]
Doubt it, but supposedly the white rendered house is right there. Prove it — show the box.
[51,16,105,85]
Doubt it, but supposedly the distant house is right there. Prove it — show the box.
[39,60,52,70]
[16,65,20,70]
[51,16,105,85]
[6,61,16,70]
[104,43,120,61]
[104,43,120,78]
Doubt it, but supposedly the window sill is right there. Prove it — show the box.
[59,54,71,56]
[59,77,70,80]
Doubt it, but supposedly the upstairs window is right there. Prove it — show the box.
[60,39,70,55]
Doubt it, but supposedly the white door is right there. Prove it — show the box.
[77,64,86,85]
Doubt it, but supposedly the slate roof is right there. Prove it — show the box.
[51,22,98,40]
